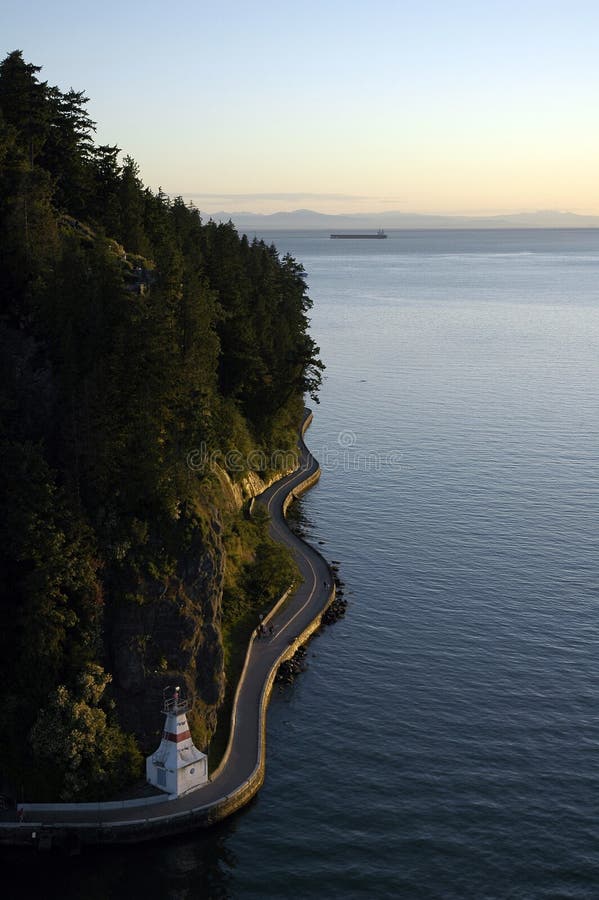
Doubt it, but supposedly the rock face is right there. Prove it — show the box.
[108,517,226,754]
[107,464,294,756]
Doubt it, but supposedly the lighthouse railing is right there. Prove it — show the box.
[162,697,191,715]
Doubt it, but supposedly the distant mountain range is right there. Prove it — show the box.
[201,208,599,231]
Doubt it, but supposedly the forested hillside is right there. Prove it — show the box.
[0,51,323,801]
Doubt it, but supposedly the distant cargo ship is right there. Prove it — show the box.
[330,229,387,239]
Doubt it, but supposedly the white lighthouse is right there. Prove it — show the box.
[146,686,208,796]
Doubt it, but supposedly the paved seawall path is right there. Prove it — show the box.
[0,411,334,849]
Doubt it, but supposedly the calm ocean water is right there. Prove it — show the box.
[10,229,599,898]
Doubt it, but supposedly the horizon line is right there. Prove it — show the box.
[165,195,599,220]
[171,205,599,222]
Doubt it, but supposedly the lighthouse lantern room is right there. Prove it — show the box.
[146,686,208,796]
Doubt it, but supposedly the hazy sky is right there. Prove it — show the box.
[3,0,599,215]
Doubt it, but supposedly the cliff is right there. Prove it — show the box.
[108,465,294,756]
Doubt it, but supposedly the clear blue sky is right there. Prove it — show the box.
[3,0,599,215]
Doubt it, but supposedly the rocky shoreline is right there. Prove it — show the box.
[275,561,348,685]
[322,561,348,626]
[275,645,308,685]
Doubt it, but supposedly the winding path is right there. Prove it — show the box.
[0,411,334,848]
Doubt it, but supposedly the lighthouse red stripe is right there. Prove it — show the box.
[163,730,191,743]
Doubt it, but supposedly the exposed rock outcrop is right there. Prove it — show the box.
[108,464,295,755]
[108,516,226,753]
